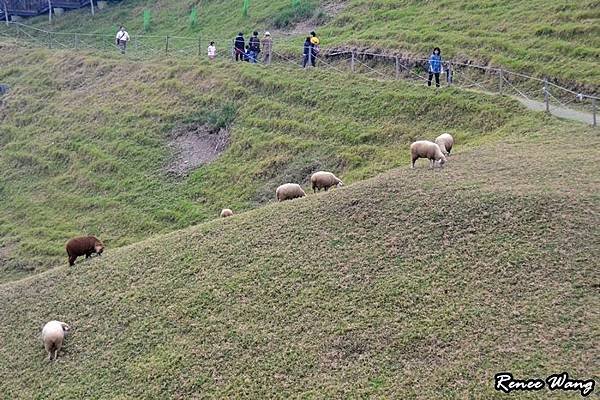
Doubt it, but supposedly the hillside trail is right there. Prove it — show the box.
[457,84,595,125]
[514,97,595,125]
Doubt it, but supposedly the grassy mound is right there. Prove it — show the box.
[0,128,597,398]
[17,0,600,86]
[0,43,531,281]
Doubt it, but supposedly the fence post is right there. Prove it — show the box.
[593,98,597,127]
[268,40,272,65]
[165,35,169,55]
[498,68,503,95]
[395,56,400,79]
[74,33,79,50]
[90,0,95,16]
[543,78,550,113]
[351,51,355,72]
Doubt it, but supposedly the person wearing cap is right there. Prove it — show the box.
[309,31,320,66]
[262,31,272,64]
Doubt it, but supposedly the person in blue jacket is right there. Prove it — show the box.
[428,47,443,87]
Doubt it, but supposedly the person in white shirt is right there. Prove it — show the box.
[208,41,216,60]
[116,26,130,54]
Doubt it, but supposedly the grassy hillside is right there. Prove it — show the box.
[19,0,600,87]
[0,128,597,398]
[0,42,531,281]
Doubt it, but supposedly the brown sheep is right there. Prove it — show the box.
[410,140,447,169]
[310,171,344,193]
[65,235,104,266]
[220,208,234,218]
[435,133,454,156]
[276,183,306,202]
[42,320,70,361]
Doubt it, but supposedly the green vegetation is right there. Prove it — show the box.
[0,126,597,397]
[0,1,598,397]
[19,0,600,86]
[0,43,528,281]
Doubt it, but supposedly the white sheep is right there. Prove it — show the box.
[310,171,344,193]
[276,183,306,202]
[435,133,454,156]
[220,208,234,218]
[410,140,447,169]
[42,320,70,361]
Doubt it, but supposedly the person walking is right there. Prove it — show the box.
[262,31,272,64]
[208,41,216,61]
[428,47,443,87]
[234,32,245,61]
[302,37,312,68]
[115,26,130,54]
[248,31,261,61]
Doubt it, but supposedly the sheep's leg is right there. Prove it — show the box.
[47,351,52,362]
[429,159,434,168]
[85,253,91,259]
[54,349,58,361]
[325,187,329,191]
[68,255,77,266]
[411,157,417,169]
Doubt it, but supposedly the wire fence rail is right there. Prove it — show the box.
[1,21,598,127]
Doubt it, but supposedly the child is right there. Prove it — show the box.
[208,41,216,60]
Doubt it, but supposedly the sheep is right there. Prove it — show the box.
[220,208,234,218]
[42,320,70,361]
[435,133,454,156]
[310,171,344,193]
[276,183,306,202]
[65,235,104,266]
[410,140,447,169]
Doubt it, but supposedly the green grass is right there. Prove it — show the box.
[0,128,597,398]
[0,4,598,397]
[0,43,536,281]
[16,0,600,87]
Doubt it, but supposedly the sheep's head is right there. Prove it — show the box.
[436,157,447,168]
[337,180,344,188]
[95,241,104,255]
[61,323,71,334]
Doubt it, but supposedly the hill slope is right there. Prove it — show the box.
[0,43,532,281]
[17,0,600,87]
[0,128,598,398]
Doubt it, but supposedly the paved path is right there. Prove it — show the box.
[515,97,595,126]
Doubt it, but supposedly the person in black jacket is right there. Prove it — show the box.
[234,32,245,61]
[248,31,260,58]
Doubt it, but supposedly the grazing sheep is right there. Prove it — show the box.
[65,236,104,266]
[310,171,344,193]
[42,320,70,361]
[410,140,447,169]
[220,208,234,218]
[435,133,454,156]
[276,183,306,202]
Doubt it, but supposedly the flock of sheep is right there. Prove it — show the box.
[40,134,454,361]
